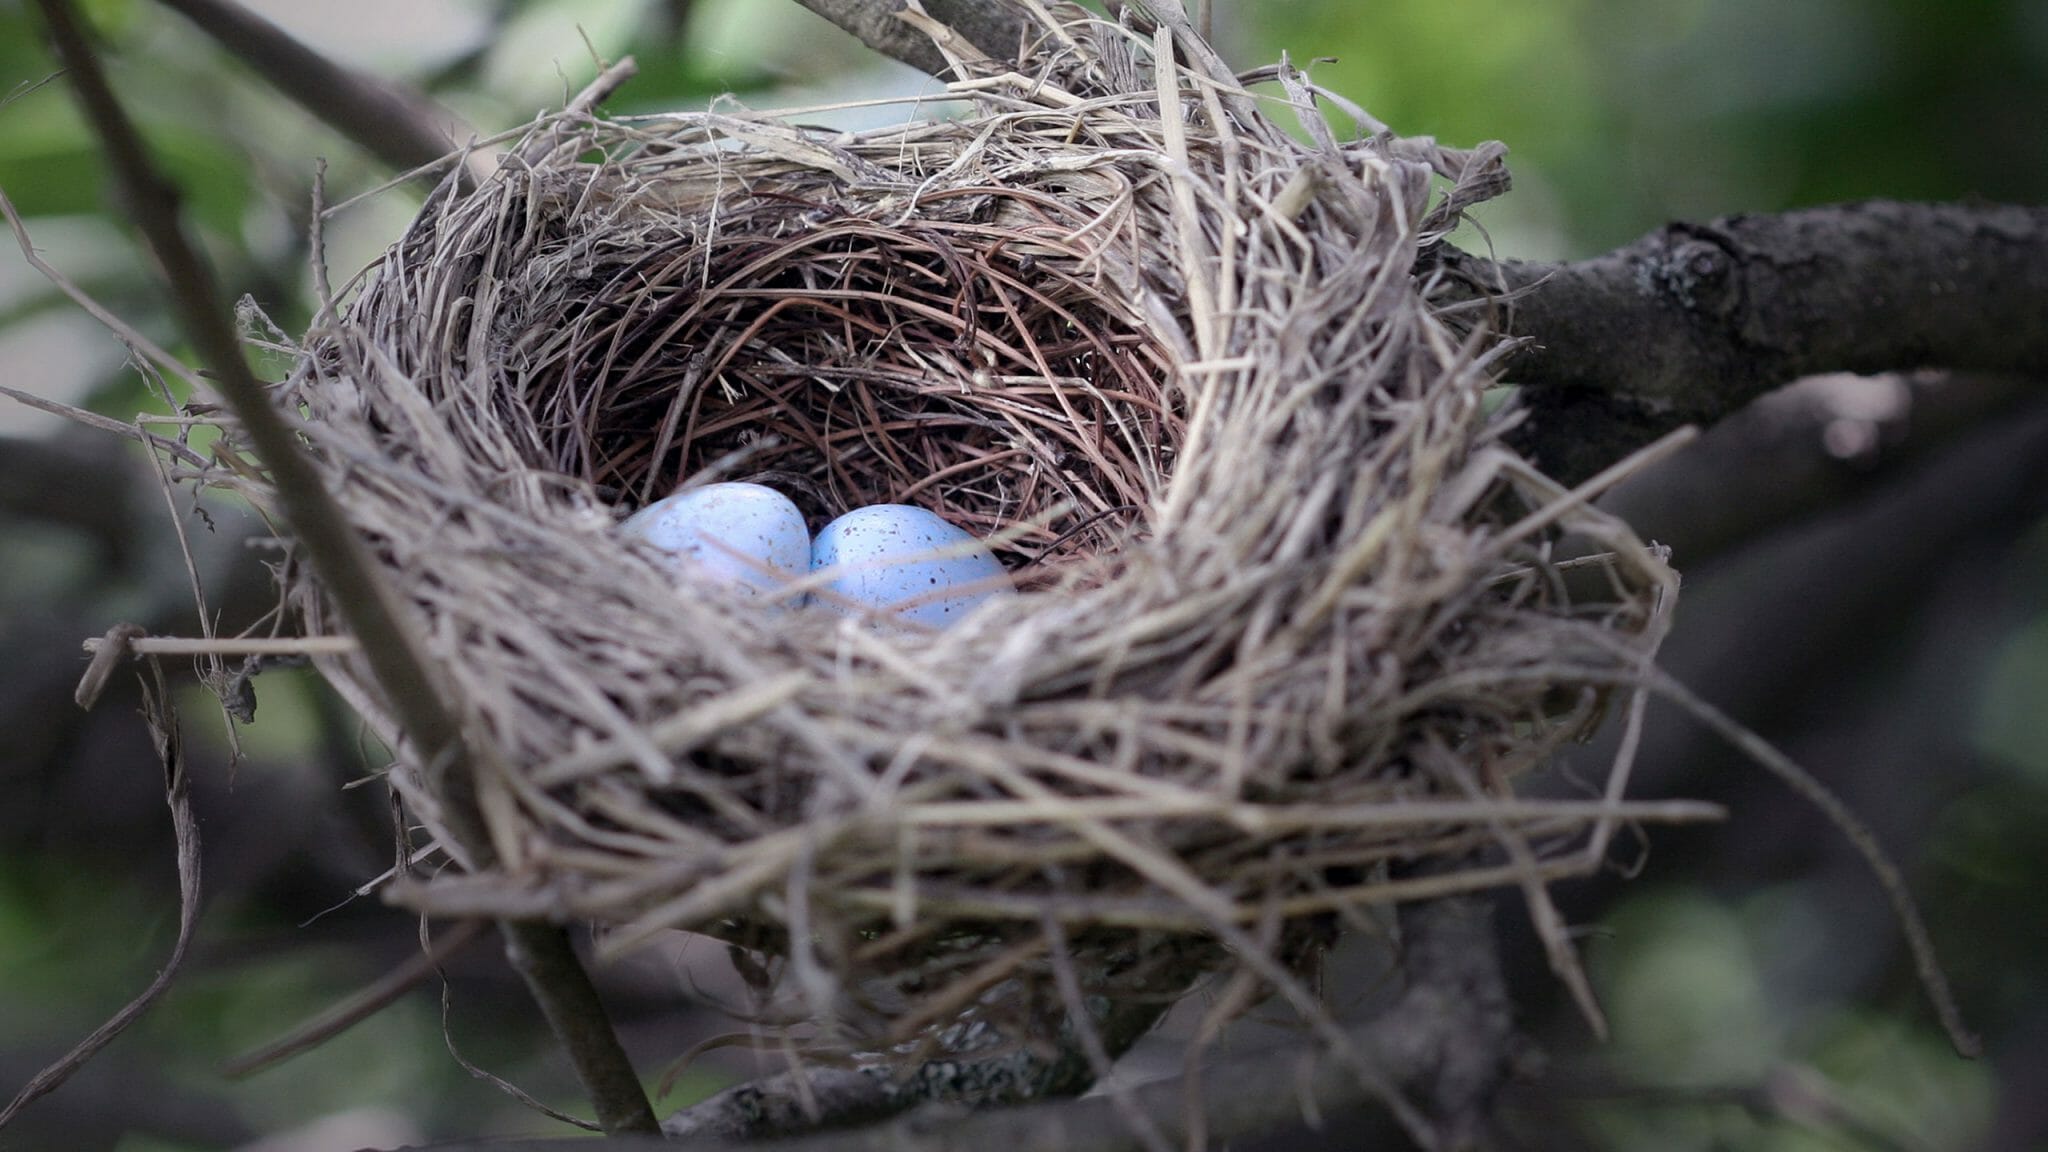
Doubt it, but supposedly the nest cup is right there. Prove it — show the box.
[245,11,1673,1082]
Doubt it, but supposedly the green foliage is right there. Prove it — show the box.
[1249,0,2048,254]
[1586,889,1998,1151]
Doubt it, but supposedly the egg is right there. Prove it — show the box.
[621,482,810,599]
[810,504,1013,628]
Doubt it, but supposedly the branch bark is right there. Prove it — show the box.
[788,0,1038,76]
[1438,201,2048,484]
[661,992,1183,1141]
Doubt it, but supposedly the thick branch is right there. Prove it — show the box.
[789,0,1038,76]
[1441,200,2048,483]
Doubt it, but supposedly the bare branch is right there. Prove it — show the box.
[662,1067,898,1143]
[789,0,1038,77]
[30,1,658,1134]
[1439,200,2048,483]
[498,922,661,1132]
[151,0,475,180]
[223,919,490,1079]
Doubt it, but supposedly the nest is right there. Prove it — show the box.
[213,10,1676,1087]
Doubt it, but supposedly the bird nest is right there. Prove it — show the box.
[203,11,1676,1087]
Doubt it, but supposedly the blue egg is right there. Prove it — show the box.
[621,482,810,599]
[810,505,1013,628]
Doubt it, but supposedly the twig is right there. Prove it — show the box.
[222,918,490,1079]
[499,921,659,1131]
[1640,666,1982,1059]
[30,1,659,1134]
[0,196,210,398]
[515,55,641,166]
[75,623,148,710]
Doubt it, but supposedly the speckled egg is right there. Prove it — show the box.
[810,504,1013,628]
[621,482,810,599]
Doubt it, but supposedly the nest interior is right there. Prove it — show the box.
[226,8,1676,1075]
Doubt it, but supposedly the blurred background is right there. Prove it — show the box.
[2,2,2044,1149]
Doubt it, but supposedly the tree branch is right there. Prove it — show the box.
[788,0,1038,77]
[418,895,1513,1152]
[1439,201,2048,484]
[150,0,476,180]
[31,1,657,1135]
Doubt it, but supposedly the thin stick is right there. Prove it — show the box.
[518,56,641,164]
[31,1,659,1133]
[0,197,210,397]
[1645,667,1984,1059]
[223,919,490,1078]
[82,634,361,657]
